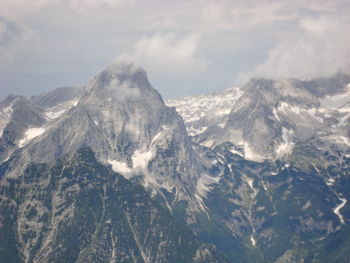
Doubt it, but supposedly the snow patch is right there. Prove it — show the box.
[45,109,67,119]
[132,149,153,169]
[333,197,347,224]
[201,139,215,148]
[218,122,226,128]
[262,182,268,191]
[326,178,335,186]
[228,148,244,157]
[108,160,132,175]
[239,141,264,162]
[195,174,221,218]
[272,108,281,122]
[250,235,256,246]
[275,127,294,158]
[246,177,254,189]
[302,200,312,210]
[187,126,208,136]
[338,106,350,113]
[18,127,46,147]
[44,99,79,120]
[278,102,301,115]
[166,86,243,136]
[196,174,220,198]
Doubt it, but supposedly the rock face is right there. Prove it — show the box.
[1,64,204,208]
[0,147,224,263]
[0,87,83,163]
[218,78,321,160]
[170,74,350,161]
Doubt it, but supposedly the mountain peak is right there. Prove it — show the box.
[105,61,142,75]
[84,62,158,103]
[95,62,150,88]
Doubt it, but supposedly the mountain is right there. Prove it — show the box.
[1,65,350,263]
[0,64,214,221]
[168,74,350,161]
[167,73,350,262]
[166,86,243,137]
[0,87,83,163]
[0,147,225,263]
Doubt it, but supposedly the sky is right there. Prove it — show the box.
[0,0,350,99]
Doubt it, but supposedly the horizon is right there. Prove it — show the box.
[1,65,350,102]
[1,0,350,100]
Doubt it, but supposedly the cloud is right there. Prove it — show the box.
[1,0,349,98]
[118,33,208,73]
[199,1,297,31]
[0,17,40,70]
[0,0,132,19]
[65,0,133,13]
[0,18,19,46]
[247,14,350,80]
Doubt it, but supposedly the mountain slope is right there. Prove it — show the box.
[167,73,350,262]
[1,66,350,263]
[0,147,226,263]
[0,63,222,224]
[170,74,350,161]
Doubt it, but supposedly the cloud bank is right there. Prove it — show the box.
[118,33,208,74]
[0,0,349,98]
[251,14,350,80]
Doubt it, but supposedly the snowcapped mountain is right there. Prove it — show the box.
[166,87,243,136]
[0,63,230,262]
[169,73,350,161]
[0,63,226,222]
[1,65,350,263]
[165,73,350,262]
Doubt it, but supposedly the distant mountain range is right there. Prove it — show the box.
[1,63,350,262]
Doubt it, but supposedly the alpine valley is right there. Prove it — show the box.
[1,63,350,263]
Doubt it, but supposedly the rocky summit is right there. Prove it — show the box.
[1,63,350,262]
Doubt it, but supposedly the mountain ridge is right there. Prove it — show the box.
[1,65,350,262]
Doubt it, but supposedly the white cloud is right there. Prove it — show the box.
[118,33,208,73]
[249,14,350,80]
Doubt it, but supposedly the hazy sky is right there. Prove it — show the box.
[1,0,350,99]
